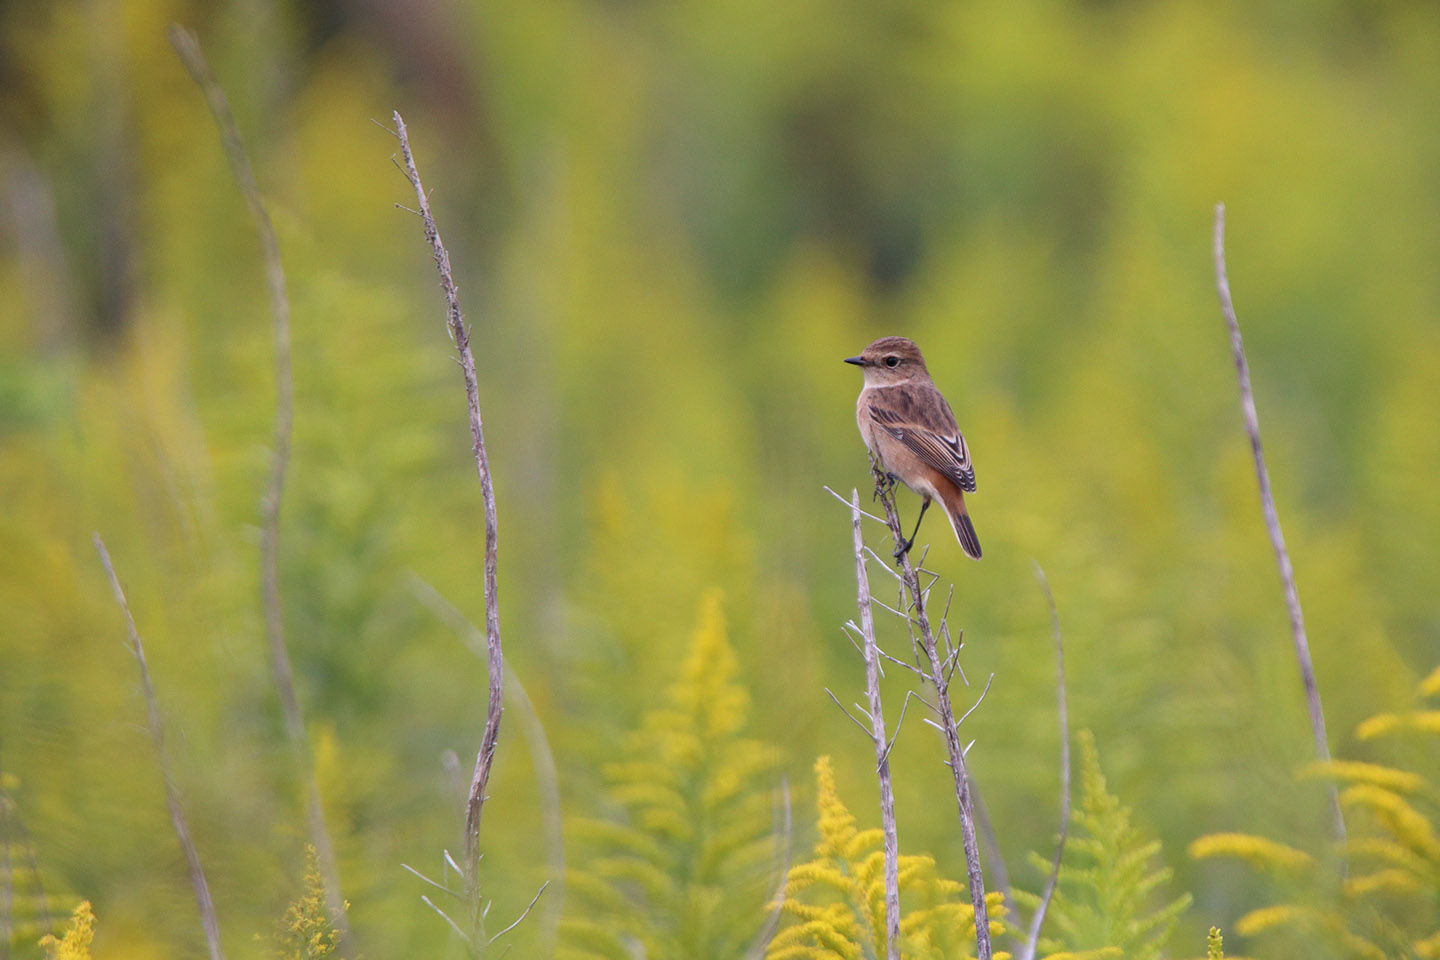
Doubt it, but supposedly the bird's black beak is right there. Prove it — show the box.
[844,356,868,367]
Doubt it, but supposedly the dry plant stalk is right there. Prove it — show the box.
[93,534,225,960]
[972,789,1014,922]
[390,111,505,909]
[1212,203,1345,848]
[410,576,564,952]
[167,24,349,934]
[849,489,902,960]
[1018,564,1071,960]
[870,465,994,960]
[744,776,794,960]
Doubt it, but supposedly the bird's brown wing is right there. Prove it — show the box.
[869,391,976,493]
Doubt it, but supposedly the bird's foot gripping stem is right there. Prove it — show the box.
[871,471,899,502]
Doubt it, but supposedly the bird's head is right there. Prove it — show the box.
[844,337,929,385]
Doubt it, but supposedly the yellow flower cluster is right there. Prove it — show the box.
[1191,663,1440,958]
[273,845,343,960]
[767,756,1008,960]
[1340,784,1440,861]
[1419,666,1440,699]
[1298,760,1428,794]
[1355,711,1440,741]
[1187,833,1315,872]
[39,902,95,960]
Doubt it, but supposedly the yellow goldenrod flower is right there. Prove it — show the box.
[1235,904,1307,936]
[1342,868,1422,897]
[1299,759,1427,794]
[1414,930,1440,959]
[1187,833,1315,871]
[1339,784,1440,859]
[39,902,94,960]
[1346,837,1428,873]
[273,846,341,960]
[1419,665,1440,699]
[769,756,1006,959]
[1356,710,1440,740]
[1199,664,1440,957]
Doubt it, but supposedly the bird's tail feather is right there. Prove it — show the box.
[937,485,982,560]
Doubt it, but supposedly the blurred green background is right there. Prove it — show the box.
[2,0,1438,955]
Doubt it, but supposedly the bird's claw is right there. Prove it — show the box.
[872,472,899,501]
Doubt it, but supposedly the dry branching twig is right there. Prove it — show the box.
[93,534,225,960]
[868,461,994,960]
[1018,563,1071,960]
[850,489,903,960]
[167,24,349,934]
[388,110,506,929]
[1213,203,1345,849]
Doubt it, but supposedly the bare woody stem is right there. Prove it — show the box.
[167,24,349,934]
[391,111,504,909]
[94,534,225,960]
[972,789,1015,928]
[870,464,992,960]
[1212,204,1345,849]
[410,576,564,953]
[850,490,902,960]
[1018,564,1071,960]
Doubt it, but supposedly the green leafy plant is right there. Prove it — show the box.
[767,755,1008,960]
[1191,665,1440,959]
[560,590,786,960]
[1016,730,1191,960]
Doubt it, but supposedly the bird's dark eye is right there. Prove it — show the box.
[884,356,900,368]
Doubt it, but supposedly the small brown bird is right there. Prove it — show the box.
[846,336,981,560]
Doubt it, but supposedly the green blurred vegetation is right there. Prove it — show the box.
[1015,730,1190,960]
[561,591,784,960]
[2,0,1439,956]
